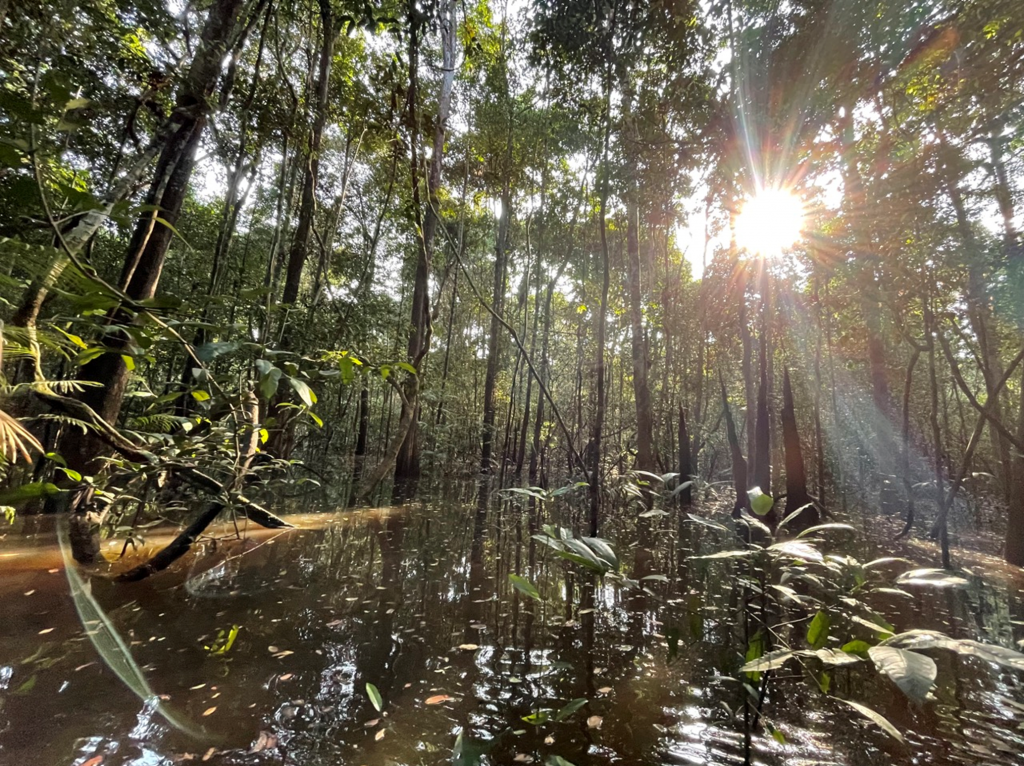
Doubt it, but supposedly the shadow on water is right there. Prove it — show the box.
[0,495,1022,766]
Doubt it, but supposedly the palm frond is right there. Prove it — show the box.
[0,410,43,463]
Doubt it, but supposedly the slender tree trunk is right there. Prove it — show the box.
[677,406,692,506]
[782,370,816,529]
[480,183,511,474]
[393,0,456,498]
[626,176,654,473]
[590,94,612,537]
[1006,365,1024,566]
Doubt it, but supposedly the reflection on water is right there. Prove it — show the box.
[0,501,1022,766]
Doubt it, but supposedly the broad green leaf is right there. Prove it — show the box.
[509,574,541,601]
[841,640,873,655]
[581,536,619,570]
[0,482,61,504]
[553,697,588,721]
[868,646,936,703]
[807,610,831,649]
[748,487,774,516]
[289,378,317,407]
[190,390,210,402]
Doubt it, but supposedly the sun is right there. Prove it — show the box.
[735,187,805,257]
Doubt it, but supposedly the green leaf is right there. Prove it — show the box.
[841,640,873,655]
[553,697,588,721]
[366,682,383,712]
[868,646,937,703]
[806,610,831,649]
[75,347,106,366]
[739,648,795,673]
[581,536,619,569]
[836,699,905,743]
[190,390,211,402]
[509,574,541,601]
[522,710,550,725]
[289,378,317,407]
[0,482,61,504]
[748,487,774,516]
[259,366,283,399]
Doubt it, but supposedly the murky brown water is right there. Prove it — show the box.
[1,501,1022,766]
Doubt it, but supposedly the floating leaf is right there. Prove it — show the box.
[425,694,451,705]
[587,715,603,729]
[458,644,480,651]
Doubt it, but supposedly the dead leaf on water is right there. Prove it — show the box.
[513,755,533,763]
[249,731,278,753]
[424,695,451,705]
[201,747,217,761]
[457,644,479,651]
[267,645,279,653]
[587,715,603,729]
[364,718,380,727]
[202,707,217,717]
[274,650,294,658]
[81,757,103,766]
[38,628,54,635]
[597,687,612,694]
[279,673,294,681]
[544,735,555,745]
[375,729,385,741]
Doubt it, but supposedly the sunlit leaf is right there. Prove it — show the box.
[837,699,905,743]
[868,646,936,703]
[509,574,541,600]
[366,682,383,712]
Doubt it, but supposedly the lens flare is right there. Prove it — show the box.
[735,187,804,257]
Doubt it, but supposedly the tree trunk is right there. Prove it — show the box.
[722,381,749,517]
[58,0,246,563]
[677,405,692,506]
[1006,365,1024,566]
[626,174,654,473]
[393,0,456,498]
[480,183,511,475]
[782,370,816,530]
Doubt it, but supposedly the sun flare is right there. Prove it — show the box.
[735,187,805,257]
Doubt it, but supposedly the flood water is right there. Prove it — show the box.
[1,499,1023,766]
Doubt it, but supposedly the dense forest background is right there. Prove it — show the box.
[1,0,1023,571]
